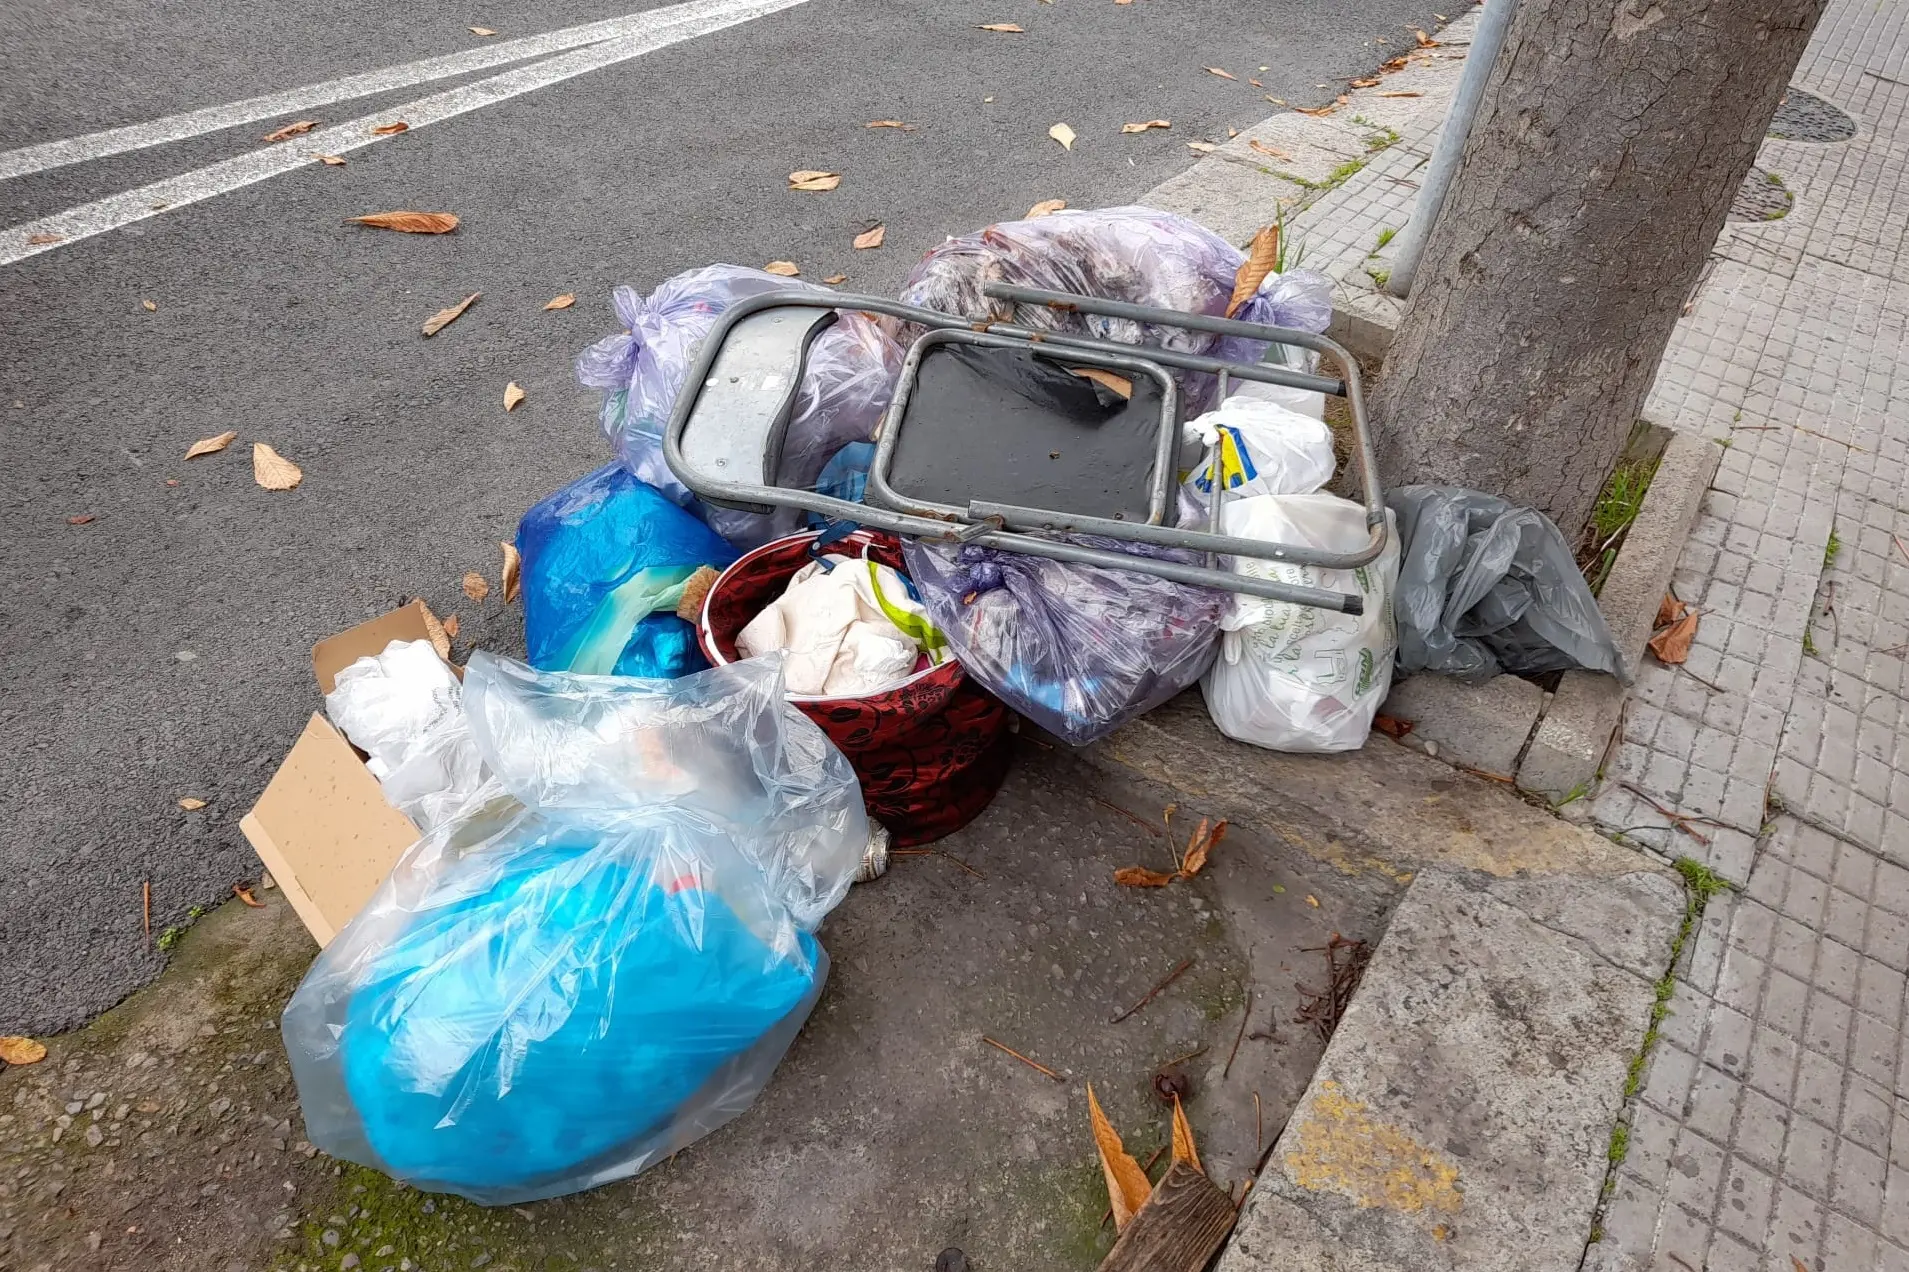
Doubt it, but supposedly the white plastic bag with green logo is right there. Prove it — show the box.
[1202,494,1400,753]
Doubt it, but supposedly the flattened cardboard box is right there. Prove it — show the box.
[240,601,456,947]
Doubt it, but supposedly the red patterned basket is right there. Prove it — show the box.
[699,529,1013,846]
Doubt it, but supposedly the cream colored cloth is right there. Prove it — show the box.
[737,558,931,696]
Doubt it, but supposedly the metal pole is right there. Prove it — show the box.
[1383,0,1517,298]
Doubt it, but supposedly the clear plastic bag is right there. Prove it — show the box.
[901,536,1225,746]
[283,652,866,1205]
[1202,496,1400,752]
[1386,485,1625,683]
[575,265,903,548]
[896,208,1333,415]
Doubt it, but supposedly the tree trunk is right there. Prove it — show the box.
[1374,0,1825,540]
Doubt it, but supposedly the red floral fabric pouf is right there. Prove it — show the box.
[699,529,1014,846]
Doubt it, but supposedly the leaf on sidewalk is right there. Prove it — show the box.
[185,431,237,459]
[853,224,886,250]
[503,381,526,411]
[1179,819,1227,878]
[261,119,319,142]
[1114,866,1177,888]
[1186,141,1218,154]
[1170,1094,1203,1173]
[1205,66,1236,79]
[1372,713,1414,739]
[1228,224,1280,317]
[421,292,480,336]
[1048,122,1076,150]
[1025,198,1067,218]
[351,210,457,233]
[1653,593,1687,629]
[1121,119,1172,133]
[177,797,207,810]
[1296,105,1337,117]
[1648,603,1700,665]
[978,21,1025,31]
[0,1037,48,1066]
[788,170,841,191]
[1414,28,1439,46]
[764,260,800,276]
[1377,90,1422,98]
[26,233,64,245]
[371,121,410,135]
[463,571,491,602]
[233,884,263,907]
[1087,1083,1153,1231]
[252,443,303,490]
[500,540,522,603]
[1248,139,1292,160]
[1350,77,1380,88]
[314,153,348,165]
[543,293,576,310]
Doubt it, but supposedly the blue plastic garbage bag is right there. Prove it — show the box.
[282,653,866,1205]
[517,464,739,679]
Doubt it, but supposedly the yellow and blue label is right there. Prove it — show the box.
[1190,425,1260,494]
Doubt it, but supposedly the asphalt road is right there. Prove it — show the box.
[0,0,1443,1034]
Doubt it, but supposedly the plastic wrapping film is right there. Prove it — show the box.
[283,653,865,1205]
[324,640,485,833]
[902,536,1225,746]
[896,206,1333,415]
[1386,485,1626,684]
[575,265,903,548]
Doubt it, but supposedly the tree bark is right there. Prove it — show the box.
[1374,0,1825,539]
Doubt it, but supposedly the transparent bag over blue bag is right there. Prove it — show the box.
[282,652,865,1205]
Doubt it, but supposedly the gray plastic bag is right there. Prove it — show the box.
[1385,486,1625,684]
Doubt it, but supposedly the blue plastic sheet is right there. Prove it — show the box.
[517,464,739,679]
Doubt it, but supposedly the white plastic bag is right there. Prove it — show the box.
[1182,394,1337,503]
[1202,494,1400,753]
[324,639,485,832]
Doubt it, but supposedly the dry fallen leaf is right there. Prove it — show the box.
[1071,367,1133,398]
[233,885,262,908]
[500,540,522,603]
[463,571,491,602]
[1186,141,1218,153]
[503,381,526,412]
[351,210,457,233]
[1791,1259,1808,1272]
[543,293,576,310]
[978,21,1025,31]
[1350,77,1381,88]
[252,443,302,491]
[1247,138,1291,161]
[764,260,800,276]
[185,430,238,459]
[143,299,157,311]
[26,233,63,245]
[1115,0,1132,5]
[1296,105,1337,117]
[1025,198,1067,218]
[1229,224,1280,316]
[469,25,497,35]
[866,120,915,130]
[371,121,410,135]
[1382,55,1410,70]
[1653,593,1686,628]
[261,119,319,142]
[1415,28,1439,46]
[1250,78,1264,87]
[1372,713,1414,739]
[1265,95,1287,105]
[442,613,461,639]
[1305,894,1320,907]
[1087,1083,1153,1231]
[1205,66,1237,80]
[822,273,849,284]
[1121,119,1172,133]
[1049,122,1076,150]
[314,153,348,165]
[0,1037,48,1066]
[1179,819,1227,878]
[177,797,207,810]
[1648,605,1700,665]
[1228,126,1240,137]
[420,604,452,659]
[1377,90,1423,98]
[421,292,480,337]
[787,170,842,192]
[1114,865,1177,888]
[1171,1094,1203,1173]
[853,224,886,250]
[66,514,96,525]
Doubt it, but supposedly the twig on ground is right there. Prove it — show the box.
[1294,935,1372,1042]
[890,848,986,878]
[1222,986,1253,1079]
[1092,795,1172,847]
[1794,423,1866,451]
[1894,535,1909,567]
[143,881,151,938]
[1678,665,1727,694]
[1159,1044,1209,1071]
[1112,958,1195,1024]
[1617,780,1720,847]
[1254,1091,1263,1155]
[981,1035,1065,1082]
[1458,765,1516,783]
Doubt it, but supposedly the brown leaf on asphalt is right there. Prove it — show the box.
[500,540,522,603]
[978,22,1025,31]
[503,381,526,412]
[233,885,263,908]
[1186,141,1218,153]
[1228,127,1240,138]
[1087,1083,1153,1231]
[822,273,848,284]
[1350,77,1381,88]
[1372,713,1414,739]
[442,613,461,639]
[252,443,303,490]
[1648,605,1700,665]
[1205,66,1237,79]
[853,224,886,250]
[261,119,319,143]
[351,210,457,233]
[1247,138,1291,160]
[420,604,452,659]
[1228,224,1280,316]
[1170,1094,1204,1173]
[788,170,841,192]
[67,514,96,525]
[1179,819,1227,878]
[314,153,348,165]
[543,293,576,310]
[1121,119,1172,133]
[1377,90,1423,98]
[421,292,480,337]
[177,797,207,810]
[764,260,800,276]
[143,299,158,311]
[1025,198,1067,218]
[185,430,238,459]
[463,571,491,602]
[469,25,497,35]
[1048,122,1076,150]
[371,121,410,135]
[26,233,64,245]
[1114,865,1177,888]
[866,120,916,130]
[0,1037,49,1066]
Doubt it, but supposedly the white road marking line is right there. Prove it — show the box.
[0,0,809,267]
[0,3,707,182]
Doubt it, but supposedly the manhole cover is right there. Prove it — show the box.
[1769,88,1856,141]
[1730,167,1794,222]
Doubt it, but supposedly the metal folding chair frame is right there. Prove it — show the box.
[663,285,1387,615]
